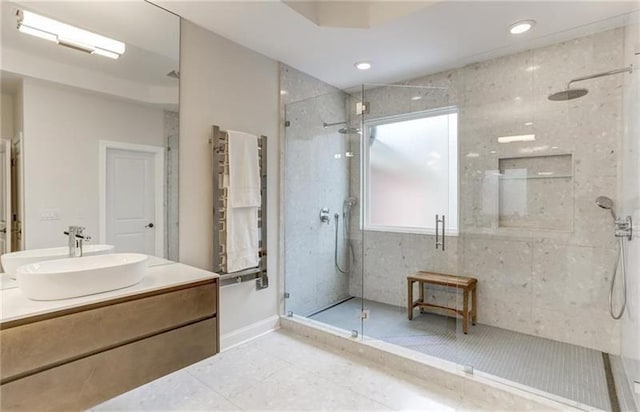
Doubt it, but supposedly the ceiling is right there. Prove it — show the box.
[158,0,639,89]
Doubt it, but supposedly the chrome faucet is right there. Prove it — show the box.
[64,226,91,257]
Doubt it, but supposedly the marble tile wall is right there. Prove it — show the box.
[345,28,625,354]
[280,65,353,316]
[164,110,179,261]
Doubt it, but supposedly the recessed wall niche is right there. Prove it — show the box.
[498,154,573,231]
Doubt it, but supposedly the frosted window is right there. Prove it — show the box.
[364,109,458,234]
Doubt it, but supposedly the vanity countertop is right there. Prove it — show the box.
[0,261,218,325]
[0,255,178,291]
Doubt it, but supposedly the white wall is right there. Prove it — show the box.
[179,21,280,344]
[1,93,14,140]
[22,78,164,249]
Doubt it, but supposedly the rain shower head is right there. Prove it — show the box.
[324,120,360,134]
[595,196,617,220]
[549,65,632,102]
[548,88,588,101]
[338,127,361,134]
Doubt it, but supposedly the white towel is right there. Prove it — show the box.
[226,207,259,273]
[226,130,261,272]
[228,130,260,208]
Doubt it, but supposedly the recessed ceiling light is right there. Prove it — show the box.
[524,121,533,126]
[411,96,422,101]
[355,61,372,70]
[509,20,536,35]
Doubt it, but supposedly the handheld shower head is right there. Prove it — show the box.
[344,197,358,207]
[595,196,617,220]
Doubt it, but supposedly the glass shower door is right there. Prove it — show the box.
[358,83,459,354]
[283,90,364,338]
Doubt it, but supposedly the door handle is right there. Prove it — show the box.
[441,215,446,251]
[0,228,6,234]
[145,223,154,228]
[435,214,445,251]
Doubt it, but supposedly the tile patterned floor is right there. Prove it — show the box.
[93,329,552,411]
[310,298,613,411]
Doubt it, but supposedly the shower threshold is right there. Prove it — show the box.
[303,297,629,412]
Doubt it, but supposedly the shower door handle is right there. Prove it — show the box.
[435,214,445,251]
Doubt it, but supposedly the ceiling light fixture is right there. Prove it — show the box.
[17,9,125,59]
[509,20,535,35]
[354,61,372,70]
[497,134,536,144]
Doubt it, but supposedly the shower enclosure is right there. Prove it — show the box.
[282,10,639,411]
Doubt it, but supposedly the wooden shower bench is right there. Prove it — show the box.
[407,271,478,334]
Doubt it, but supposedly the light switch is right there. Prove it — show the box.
[634,380,640,395]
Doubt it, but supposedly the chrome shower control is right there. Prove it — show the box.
[615,216,633,241]
[319,208,331,224]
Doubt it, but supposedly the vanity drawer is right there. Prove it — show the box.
[1,317,217,411]
[0,281,217,381]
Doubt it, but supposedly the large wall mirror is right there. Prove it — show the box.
[0,1,180,278]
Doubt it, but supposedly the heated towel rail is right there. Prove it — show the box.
[210,125,268,289]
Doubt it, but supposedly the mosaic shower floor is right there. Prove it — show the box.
[310,297,617,411]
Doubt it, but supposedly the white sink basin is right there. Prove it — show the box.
[16,253,148,301]
[1,245,115,279]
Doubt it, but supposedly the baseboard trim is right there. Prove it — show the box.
[220,315,280,351]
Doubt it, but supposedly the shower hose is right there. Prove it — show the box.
[610,237,627,320]
[334,213,353,274]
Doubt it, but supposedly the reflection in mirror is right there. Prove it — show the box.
[0,1,180,285]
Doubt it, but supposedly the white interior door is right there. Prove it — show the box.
[105,148,157,255]
[0,139,11,255]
